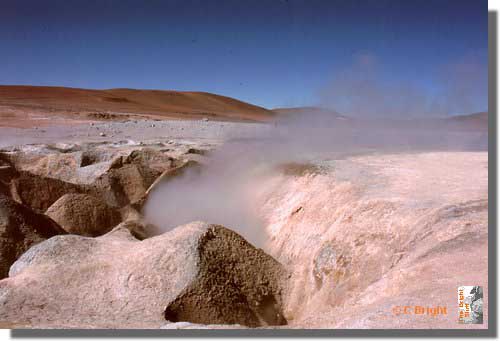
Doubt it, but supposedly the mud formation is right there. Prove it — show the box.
[0,222,287,328]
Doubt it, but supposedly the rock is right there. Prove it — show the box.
[0,195,65,279]
[0,182,9,197]
[92,163,160,207]
[122,148,176,173]
[74,161,117,185]
[0,158,17,198]
[45,193,122,237]
[10,171,85,211]
[2,144,181,211]
[0,222,287,328]
[90,149,175,207]
[100,132,106,137]
[80,149,116,168]
[186,147,208,156]
[4,151,83,182]
[109,220,152,240]
[163,225,287,327]
[0,164,17,180]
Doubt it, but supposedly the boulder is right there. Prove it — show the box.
[122,148,176,173]
[10,171,85,211]
[90,149,176,207]
[91,163,160,207]
[0,222,287,328]
[3,151,83,183]
[0,195,65,279]
[186,147,208,156]
[76,148,168,185]
[2,146,181,209]
[45,193,122,237]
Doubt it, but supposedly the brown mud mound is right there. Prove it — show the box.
[0,195,65,279]
[46,193,122,237]
[0,222,286,328]
[164,226,287,327]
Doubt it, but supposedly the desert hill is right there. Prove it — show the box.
[0,85,275,126]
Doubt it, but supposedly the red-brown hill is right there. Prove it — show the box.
[0,85,275,124]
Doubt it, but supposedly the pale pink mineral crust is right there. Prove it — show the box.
[257,151,488,329]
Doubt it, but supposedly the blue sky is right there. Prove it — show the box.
[0,0,488,114]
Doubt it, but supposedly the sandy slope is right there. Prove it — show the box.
[0,85,274,128]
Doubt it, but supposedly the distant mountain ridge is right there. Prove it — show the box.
[272,106,347,119]
[272,106,488,131]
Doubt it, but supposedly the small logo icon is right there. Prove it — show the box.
[458,286,483,324]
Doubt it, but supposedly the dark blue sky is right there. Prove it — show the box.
[0,0,488,113]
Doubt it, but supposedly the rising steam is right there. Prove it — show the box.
[144,116,486,247]
[319,53,487,117]
[144,53,487,247]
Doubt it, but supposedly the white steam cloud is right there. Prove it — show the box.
[144,53,487,247]
[144,115,486,247]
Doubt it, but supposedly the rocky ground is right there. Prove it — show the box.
[0,118,268,148]
[0,118,489,329]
